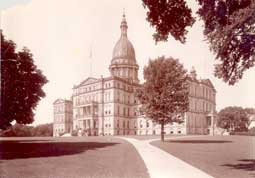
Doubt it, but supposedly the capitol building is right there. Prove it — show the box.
[53,14,217,137]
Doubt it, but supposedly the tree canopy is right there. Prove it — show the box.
[142,0,255,85]
[142,0,195,43]
[0,32,48,130]
[137,56,189,141]
[218,106,250,131]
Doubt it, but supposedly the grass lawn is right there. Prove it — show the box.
[151,135,255,178]
[0,136,149,178]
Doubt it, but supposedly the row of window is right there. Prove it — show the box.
[75,106,98,117]
[99,106,139,116]
[76,120,97,129]
[187,115,208,127]
[112,67,137,79]
[189,84,215,101]
[54,115,65,122]
[74,94,99,106]
[74,85,97,94]
[54,124,66,133]
[74,81,134,95]
[54,105,64,113]
[189,99,214,112]
[116,92,138,104]
[116,120,130,129]
[54,103,72,113]
[54,128,64,133]
[74,91,139,106]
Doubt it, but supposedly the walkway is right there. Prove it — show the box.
[119,136,214,178]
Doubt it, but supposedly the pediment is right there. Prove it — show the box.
[53,99,65,104]
[79,77,98,86]
[201,79,215,90]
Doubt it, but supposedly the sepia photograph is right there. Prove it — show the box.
[0,0,254,178]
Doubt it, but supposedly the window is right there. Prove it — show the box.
[104,93,107,101]
[146,121,149,128]
[123,120,125,128]
[94,120,96,129]
[117,92,120,102]
[123,108,126,116]
[108,92,111,101]
[117,106,120,115]
[88,120,91,128]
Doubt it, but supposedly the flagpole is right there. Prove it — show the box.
[89,44,93,77]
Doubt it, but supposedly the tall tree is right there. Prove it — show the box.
[137,57,189,141]
[0,32,48,130]
[142,0,255,85]
[218,106,249,131]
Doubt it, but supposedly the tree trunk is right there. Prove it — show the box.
[160,121,165,142]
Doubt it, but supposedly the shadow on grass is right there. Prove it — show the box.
[168,140,232,144]
[222,159,255,171]
[0,140,118,160]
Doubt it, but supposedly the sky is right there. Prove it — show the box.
[1,0,254,125]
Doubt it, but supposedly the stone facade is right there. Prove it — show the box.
[53,99,73,136]
[53,13,217,136]
[72,76,140,136]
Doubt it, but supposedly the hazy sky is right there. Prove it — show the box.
[1,0,254,125]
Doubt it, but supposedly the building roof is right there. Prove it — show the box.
[73,75,141,89]
[75,77,99,87]
[53,98,72,105]
[187,67,216,92]
[111,13,136,63]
